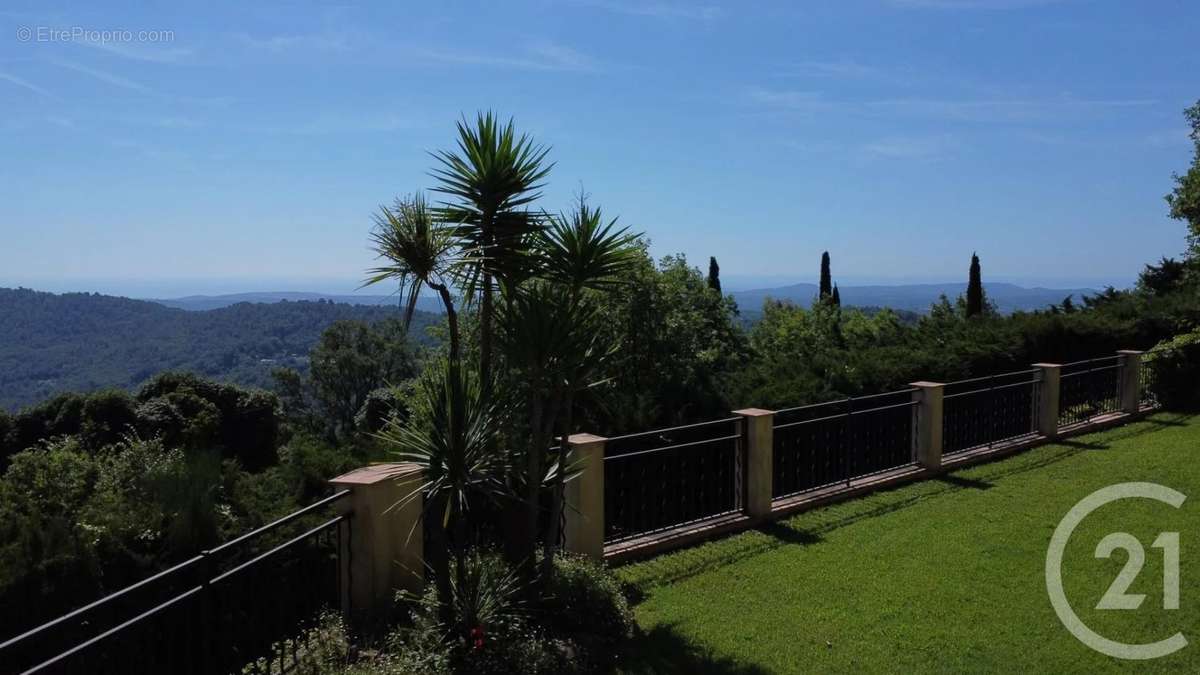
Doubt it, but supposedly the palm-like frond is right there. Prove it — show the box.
[373,358,510,535]
[429,112,553,215]
[363,193,474,327]
[429,112,552,284]
[539,198,641,291]
[498,282,615,389]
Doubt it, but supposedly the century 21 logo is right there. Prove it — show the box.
[1045,483,1187,660]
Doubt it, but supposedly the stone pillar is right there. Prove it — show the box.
[733,408,774,517]
[564,433,606,560]
[1033,363,1062,438]
[909,383,944,470]
[1117,350,1144,415]
[329,463,424,613]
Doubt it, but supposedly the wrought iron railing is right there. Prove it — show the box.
[942,370,1040,455]
[1139,360,1159,409]
[0,491,351,675]
[603,417,744,543]
[1058,357,1123,427]
[771,389,918,499]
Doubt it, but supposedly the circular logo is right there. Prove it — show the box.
[1045,482,1187,660]
[16,25,33,42]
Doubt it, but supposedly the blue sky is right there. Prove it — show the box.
[1,0,1196,296]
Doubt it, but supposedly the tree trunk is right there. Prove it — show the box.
[427,493,454,626]
[540,391,573,581]
[480,272,493,383]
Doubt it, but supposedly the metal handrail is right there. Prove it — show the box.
[0,554,204,650]
[24,586,206,674]
[775,388,915,415]
[212,515,348,584]
[943,378,1039,399]
[1061,355,1121,368]
[774,399,918,430]
[1060,364,1121,377]
[943,368,1039,388]
[603,432,743,461]
[605,416,741,444]
[208,489,351,554]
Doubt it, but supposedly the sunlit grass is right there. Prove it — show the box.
[617,412,1199,673]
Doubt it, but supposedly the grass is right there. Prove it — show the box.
[615,412,1200,674]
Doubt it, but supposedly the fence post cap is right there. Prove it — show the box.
[908,381,944,389]
[1116,349,1145,356]
[1031,362,1062,369]
[732,407,775,417]
[568,433,607,445]
[329,462,421,486]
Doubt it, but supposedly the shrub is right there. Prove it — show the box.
[362,551,632,675]
[539,552,635,672]
[1145,329,1200,410]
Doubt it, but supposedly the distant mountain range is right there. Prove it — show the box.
[153,291,444,313]
[730,282,1097,314]
[153,282,1099,316]
[0,288,437,411]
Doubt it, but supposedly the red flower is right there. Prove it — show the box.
[469,626,485,651]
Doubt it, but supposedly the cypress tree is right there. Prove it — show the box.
[966,252,984,317]
[819,251,832,299]
[831,283,841,308]
[707,256,722,293]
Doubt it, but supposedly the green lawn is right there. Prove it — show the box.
[616,412,1200,674]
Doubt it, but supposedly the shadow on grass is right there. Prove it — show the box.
[1058,438,1109,450]
[619,623,771,675]
[934,474,993,490]
[755,521,822,546]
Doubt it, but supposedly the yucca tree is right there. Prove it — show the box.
[498,197,640,574]
[365,193,474,363]
[374,358,508,626]
[430,112,553,385]
[365,194,489,620]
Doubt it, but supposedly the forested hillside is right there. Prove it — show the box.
[0,288,437,411]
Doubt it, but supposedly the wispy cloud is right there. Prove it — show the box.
[572,0,721,20]
[411,42,601,73]
[887,0,1069,8]
[148,116,202,129]
[51,60,152,93]
[745,87,834,113]
[861,134,958,159]
[866,96,1156,122]
[778,60,879,79]
[264,112,416,136]
[1142,128,1193,149]
[46,115,75,129]
[78,39,192,64]
[747,86,1157,122]
[0,70,53,97]
[233,32,351,53]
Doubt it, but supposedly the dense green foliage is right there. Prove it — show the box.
[0,288,437,411]
[587,249,750,432]
[1167,100,1200,256]
[1145,328,1200,410]
[617,414,1200,673]
[278,553,634,675]
[273,319,421,442]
